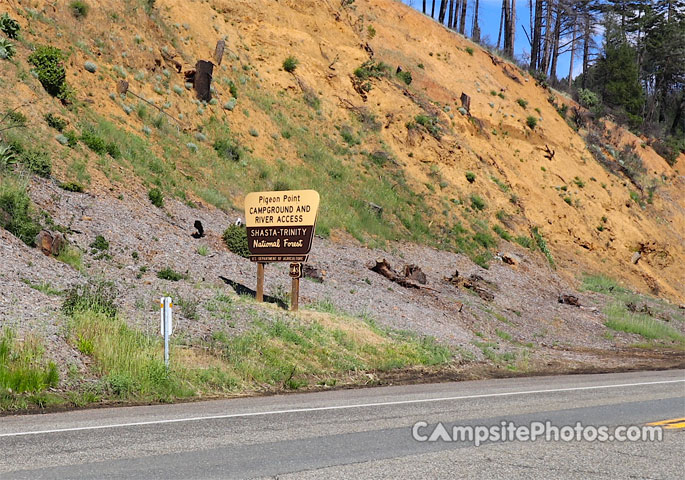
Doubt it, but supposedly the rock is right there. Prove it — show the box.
[403,264,427,285]
[631,251,641,264]
[499,252,519,265]
[558,294,580,307]
[35,230,66,256]
[303,264,325,282]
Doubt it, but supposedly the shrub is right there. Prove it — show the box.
[69,1,90,18]
[84,61,97,73]
[20,150,52,177]
[413,114,441,139]
[157,267,185,281]
[514,235,533,249]
[44,113,67,132]
[223,224,250,258]
[62,281,118,318]
[577,88,600,110]
[60,181,84,193]
[531,226,554,267]
[80,128,107,154]
[354,60,390,80]
[0,177,42,246]
[249,128,259,137]
[0,38,16,60]
[465,47,474,56]
[228,80,238,98]
[396,70,412,85]
[0,144,17,171]
[282,56,299,73]
[470,194,486,211]
[224,98,237,111]
[465,171,476,183]
[526,115,537,130]
[0,13,21,39]
[29,46,70,99]
[89,234,109,252]
[493,224,512,241]
[63,130,78,147]
[148,188,163,208]
[516,98,528,108]
[213,138,241,162]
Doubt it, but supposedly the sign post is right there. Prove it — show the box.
[289,263,302,311]
[244,190,320,310]
[160,297,173,369]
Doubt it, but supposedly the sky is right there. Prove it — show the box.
[400,0,589,81]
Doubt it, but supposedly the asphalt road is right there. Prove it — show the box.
[1,370,683,479]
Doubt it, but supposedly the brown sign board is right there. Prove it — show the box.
[245,190,320,262]
[289,263,302,278]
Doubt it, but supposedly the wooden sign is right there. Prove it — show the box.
[244,190,320,262]
[289,262,302,278]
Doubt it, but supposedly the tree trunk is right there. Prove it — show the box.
[531,0,543,70]
[498,0,505,50]
[503,0,511,54]
[582,12,590,88]
[448,0,454,28]
[507,0,516,56]
[541,0,555,75]
[431,0,436,18]
[549,8,562,81]
[459,0,467,35]
[453,0,461,30]
[194,60,214,102]
[438,0,448,23]
[568,17,577,88]
[423,0,427,14]
[472,0,481,42]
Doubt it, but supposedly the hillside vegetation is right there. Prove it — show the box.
[0,0,683,412]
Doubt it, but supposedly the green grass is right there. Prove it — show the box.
[531,226,554,267]
[0,328,60,411]
[581,274,627,294]
[605,302,684,342]
[57,301,454,404]
[157,267,185,281]
[0,175,42,246]
[57,244,83,271]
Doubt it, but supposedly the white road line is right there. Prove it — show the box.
[1,379,683,438]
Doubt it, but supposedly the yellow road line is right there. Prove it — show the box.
[647,418,685,427]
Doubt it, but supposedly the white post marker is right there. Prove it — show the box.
[160,297,173,369]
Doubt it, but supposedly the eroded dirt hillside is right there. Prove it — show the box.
[2,0,683,299]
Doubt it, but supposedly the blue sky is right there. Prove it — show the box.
[400,0,587,81]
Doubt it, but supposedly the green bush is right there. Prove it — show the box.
[578,88,600,110]
[465,171,476,183]
[526,115,537,130]
[282,56,299,73]
[89,234,109,252]
[465,47,474,56]
[214,138,242,162]
[470,194,486,211]
[531,226,554,267]
[0,176,42,246]
[69,1,90,18]
[148,188,163,208]
[0,38,16,60]
[0,13,21,39]
[44,113,67,132]
[157,267,185,281]
[28,45,68,98]
[396,70,412,85]
[62,281,118,318]
[60,182,84,193]
[80,129,106,154]
[354,60,390,80]
[413,114,441,139]
[20,150,52,177]
[223,224,250,258]
[516,98,528,108]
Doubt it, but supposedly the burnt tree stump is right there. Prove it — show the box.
[194,60,214,102]
[460,92,471,114]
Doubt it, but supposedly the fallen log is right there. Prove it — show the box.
[443,270,495,301]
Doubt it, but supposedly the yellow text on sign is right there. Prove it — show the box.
[245,190,320,227]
